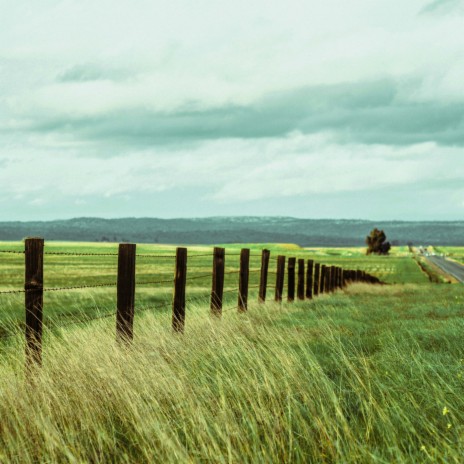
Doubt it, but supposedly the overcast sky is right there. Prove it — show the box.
[1,0,463,221]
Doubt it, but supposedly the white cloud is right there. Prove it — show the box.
[1,0,463,219]
[2,0,464,118]
[1,132,462,205]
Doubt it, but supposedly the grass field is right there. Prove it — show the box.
[436,247,464,266]
[0,242,463,462]
[0,241,429,331]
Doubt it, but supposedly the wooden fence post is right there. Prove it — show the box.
[297,259,305,300]
[313,262,320,297]
[319,265,326,294]
[116,243,136,342]
[331,266,336,292]
[238,248,250,312]
[211,247,225,316]
[172,247,187,333]
[306,259,313,299]
[287,257,296,302]
[275,255,286,302]
[325,266,331,293]
[259,249,270,303]
[25,237,44,368]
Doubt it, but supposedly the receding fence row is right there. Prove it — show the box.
[3,238,381,367]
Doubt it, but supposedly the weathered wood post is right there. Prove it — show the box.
[319,265,326,294]
[331,266,336,292]
[306,259,314,299]
[238,248,250,312]
[313,262,320,297]
[116,243,136,342]
[275,255,286,302]
[325,266,331,293]
[287,257,296,302]
[259,249,270,303]
[347,270,352,283]
[25,237,44,367]
[211,247,225,316]
[297,259,305,300]
[172,247,187,333]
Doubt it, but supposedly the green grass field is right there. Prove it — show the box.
[436,247,464,265]
[0,242,462,463]
[0,242,430,335]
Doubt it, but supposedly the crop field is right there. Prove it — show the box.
[0,241,463,463]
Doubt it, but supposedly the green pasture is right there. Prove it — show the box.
[0,241,463,462]
[0,282,463,463]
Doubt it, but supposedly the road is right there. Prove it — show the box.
[427,256,464,283]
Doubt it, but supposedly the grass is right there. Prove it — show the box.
[436,247,464,266]
[0,242,463,462]
[0,241,429,332]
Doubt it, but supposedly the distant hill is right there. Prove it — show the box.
[0,217,463,246]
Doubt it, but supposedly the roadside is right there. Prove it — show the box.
[426,255,464,283]
[410,246,461,284]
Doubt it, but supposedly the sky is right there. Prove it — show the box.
[1,0,463,221]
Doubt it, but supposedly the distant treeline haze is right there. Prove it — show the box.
[0,217,463,246]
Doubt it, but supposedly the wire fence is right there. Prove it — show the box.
[0,241,380,368]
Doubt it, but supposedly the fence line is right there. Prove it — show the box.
[0,239,381,369]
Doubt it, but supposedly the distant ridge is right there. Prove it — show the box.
[0,217,463,246]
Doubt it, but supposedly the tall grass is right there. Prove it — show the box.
[0,284,463,463]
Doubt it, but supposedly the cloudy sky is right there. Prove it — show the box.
[1,0,463,221]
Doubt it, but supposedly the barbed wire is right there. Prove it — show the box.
[222,304,240,313]
[0,273,272,296]
[248,284,261,290]
[44,283,117,292]
[44,251,118,256]
[0,288,27,295]
[222,287,240,295]
[188,254,214,259]
[186,274,212,282]
[0,282,118,295]
[136,278,173,286]
[0,250,24,254]
[136,254,176,259]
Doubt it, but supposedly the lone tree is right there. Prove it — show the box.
[366,228,391,255]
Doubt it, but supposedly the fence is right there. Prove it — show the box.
[0,238,380,368]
